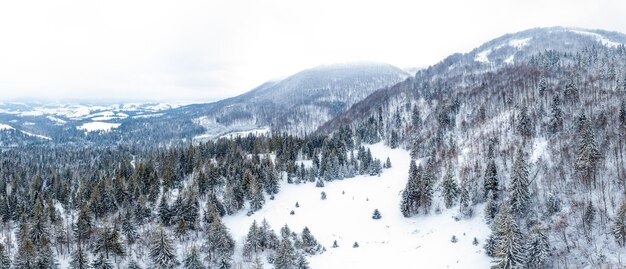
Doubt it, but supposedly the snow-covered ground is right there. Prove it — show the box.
[77,122,121,132]
[218,128,270,139]
[223,143,491,268]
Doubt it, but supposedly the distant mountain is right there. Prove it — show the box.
[0,63,408,146]
[190,62,409,138]
[318,27,626,133]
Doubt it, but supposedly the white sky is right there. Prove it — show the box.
[0,0,625,103]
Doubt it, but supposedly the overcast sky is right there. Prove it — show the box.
[0,0,625,103]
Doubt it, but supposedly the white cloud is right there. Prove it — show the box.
[0,0,624,102]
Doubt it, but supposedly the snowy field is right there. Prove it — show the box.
[77,122,121,132]
[224,143,491,268]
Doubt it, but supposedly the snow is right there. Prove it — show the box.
[531,137,548,163]
[223,143,491,269]
[0,124,50,140]
[20,130,52,140]
[508,38,532,48]
[475,50,490,63]
[569,29,622,48]
[218,128,271,139]
[504,55,515,64]
[47,116,67,125]
[77,122,121,132]
[132,113,164,119]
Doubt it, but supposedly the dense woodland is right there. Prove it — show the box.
[349,42,626,268]
[0,127,385,268]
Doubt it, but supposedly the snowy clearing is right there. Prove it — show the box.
[223,143,491,269]
[0,124,14,130]
[569,29,622,48]
[77,122,121,132]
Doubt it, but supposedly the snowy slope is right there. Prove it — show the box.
[223,143,491,268]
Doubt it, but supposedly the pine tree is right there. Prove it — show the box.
[36,243,59,269]
[301,227,321,254]
[412,105,422,128]
[372,209,382,220]
[274,238,296,269]
[149,228,178,269]
[385,157,392,169]
[491,204,525,269]
[159,196,172,226]
[295,252,310,269]
[69,246,90,269]
[549,95,563,134]
[0,243,8,269]
[619,101,626,129]
[509,148,530,217]
[459,176,471,217]
[400,161,421,217]
[14,223,36,269]
[242,220,261,260]
[390,131,399,149]
[121,210,138,245]
[127,260,142,269]
[442,167,458,209]
[94,225,125,260]
[91,254,113,269]
[251,257,264,269]
[183,247,205,269]
[526,227,550,269]
[613,200,626,247]
[575,112,600,187]
[248,178,265,215]
[516,107,533,138]
[204,215,235,265]
[484,154,499,201]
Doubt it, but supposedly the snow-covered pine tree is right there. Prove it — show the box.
[121,209,138,245]
[613,200,626,247]
[442,167,458,209]
[400,160,421,217]
[242,220,261,260]
[372,209,382,220]
[183,247,205,269]
[91,253,113,269]
[301,227,321,254]
[149,228,178,269]
[127,260,142,269]
[575,111,600,187]
[509,148,530,217]
[158,195,172,226]
[549,95,563,134]
[248,177,265,215]
[204,214,235,265]
[36,243,59,269]
[516,106,534,138]
[93,225,125,260]
[69,245,90,269]
[295,252,310,269]
[491,204,526,269]
[14,223,36,269]
[274,238,296,269]
[411,105,422,128]
[385,157,392,169]
[484,152,500,201]
[0,243,9,269]
[459,176,471,217]
[526,227,550,269]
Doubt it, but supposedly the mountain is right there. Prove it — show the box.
[318,26,626,133]
[315,26,626,267]
[191,62,409,138]
[0,63,407,146]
